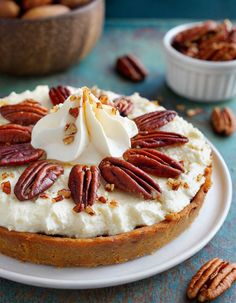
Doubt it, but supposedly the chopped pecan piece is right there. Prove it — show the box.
[68,165,100,212]
[1,181,11,194]
[49,85,71,105]
[187,258,236,302]
[123,148,184,178]
[131,130,188,148]
[134,110,177,131]
[0,143,44,166]
[0,100,48,126]
[57,188,71,199]
[211,107,236,136]
[69,107,79,118]
[0,124,32,144]
[14,160,64,201]
[116,54,148,82]
[113,97,134,117]
[99,157,161,200]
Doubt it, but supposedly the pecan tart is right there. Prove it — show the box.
[0,86,212,267]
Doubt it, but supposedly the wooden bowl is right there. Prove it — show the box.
[0,0,104,76]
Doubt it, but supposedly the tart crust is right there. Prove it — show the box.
[0,166,212,267]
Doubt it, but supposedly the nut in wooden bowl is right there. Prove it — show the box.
[0,1,20,18]
[0,0,104,76]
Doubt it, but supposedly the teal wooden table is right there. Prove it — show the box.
[0,19,235,303]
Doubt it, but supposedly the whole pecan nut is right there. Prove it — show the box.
[14,160,64,201]
[99,157,161,200]
[68,165,100,212]
[211,107,236,136]
[134,110,177,131]
[0,99,48,126]
[131,130,188,148]
[123,148,184,178]
[0,143,44,166]
[49,85,71,106]
[0,123,32,144]
[113,97,134,117]
[60,0,91,8]
[116,54,148,82]
[22,0,53,10]
[187,258,236,302]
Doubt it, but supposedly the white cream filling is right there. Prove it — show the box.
[0,86,212,238]
[31,88,138,165]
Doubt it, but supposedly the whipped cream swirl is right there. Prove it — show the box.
[31,87,138,165]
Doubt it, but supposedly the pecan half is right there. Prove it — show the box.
[116,54,148,82]
[172,20,236,61]
[68,165,100,212]
[113,97,134,117]
[199,42,236,61]
[49,85,71,106]
[99,157,161,200]
[131,130,188,148]
[123,148,184,178]
[14,160,64,201]
[0,100,48,126]
[134,110,177,131]
[187,258,236,302]
[0,143,44,166]
[173,20,217,46]
[0,124,31,144]
[211,107,236,136]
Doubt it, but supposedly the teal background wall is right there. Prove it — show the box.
[106,0,236,19]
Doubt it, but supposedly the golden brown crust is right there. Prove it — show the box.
[0,166,212,267]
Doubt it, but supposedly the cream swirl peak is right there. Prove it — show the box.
[31,87,138,165]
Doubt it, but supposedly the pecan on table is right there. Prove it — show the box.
[134,110,177,131]
[113,97,134,117]
[0,143,44,166]
[131,130,188,148]
[14,160,63,201]
[0,99,48,126]
[187,258,236,302]
[99,157,161,200]
[116,54,148,82]
[49,85,71,106]
[123,148,184,178]
[0,124,32,145]
[68,165,100,212]
[211,107,236,136]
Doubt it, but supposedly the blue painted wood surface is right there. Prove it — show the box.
[0,19,235,303]
[106,0,236,19]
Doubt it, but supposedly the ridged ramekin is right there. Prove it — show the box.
[163,22,236,102]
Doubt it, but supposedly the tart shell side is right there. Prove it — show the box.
[0,166,212,267]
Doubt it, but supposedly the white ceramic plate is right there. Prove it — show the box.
[0,144,232,289]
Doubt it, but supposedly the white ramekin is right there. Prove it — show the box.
[163,22,236,102]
